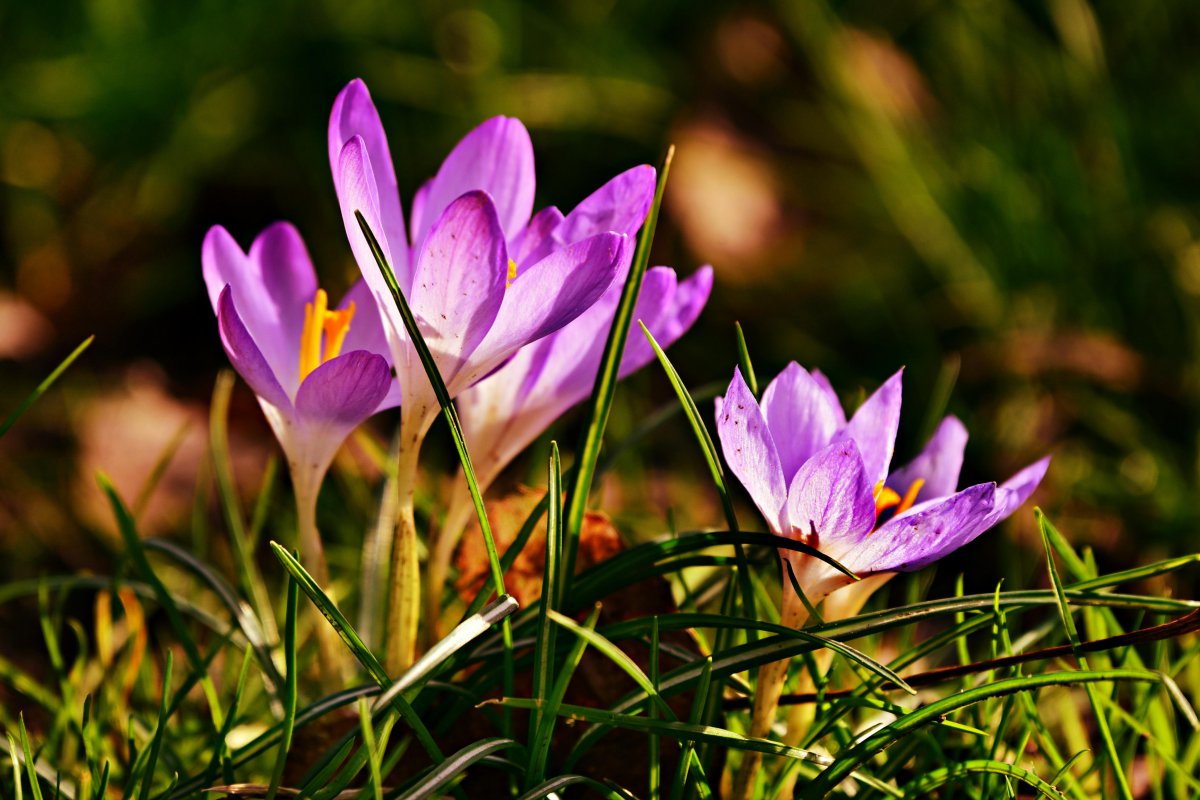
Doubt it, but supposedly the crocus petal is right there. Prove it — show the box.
[784,439,876,545]
[294,350,392,425]
[337,135,406,316]
[989,456,1051,524]
[509,206,565,269]
[835,369,903,486]
[621,266,713,374]
[409,191,507,383]
[716,367,788,532]
[409,178,432,248]
[762,363,845,482]
[328,80,409,272]
[338,279,401,411]
[202,224,318,392]
[414,116,535,247]
[553,165,656,243]
[810,369,846,427]
[886,416,968,502]
[461,232,625,388]
[851,482,998,574]
[215,286,292,412]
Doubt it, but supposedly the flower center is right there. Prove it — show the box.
[506,258,518,288]
[298,288,356,380]
[873,478,925,525]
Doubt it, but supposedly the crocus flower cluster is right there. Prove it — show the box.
[717,363,1049,602]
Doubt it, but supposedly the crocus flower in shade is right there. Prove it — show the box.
[717,363,1049,601]
[328,78,643,670]
[718,362,1048,800]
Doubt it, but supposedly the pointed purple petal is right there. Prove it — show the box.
[216,286,292,412]
[328,79,408,265]
[336,136,408,337]
[887,416,969,503]
[853,482,998,574]
[337,279,401,411]
[509,206,565,268]
[621,266,713,374]
[761,362,845,482]
[414,116,535,247]
[461,232,625,388]
[834,369,903,486]
[409,177,433,248]
[294,350,392,425]
[810,369,846,427]
[716,367,787,532]
[990,456,1051,524]
[784,439,876,545]
[409,191,508,383]
[553,165,656,244]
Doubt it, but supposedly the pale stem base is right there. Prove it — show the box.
[384,418,425,675]
[425,476,475,644]
[293,476,349,684]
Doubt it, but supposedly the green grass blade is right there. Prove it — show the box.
[7,734,23,800]
[1038,510,1133,800]
[563,146,674,575]
[0,335,92,438]
[898,759,1068,799]
[210,371,278,647]
[532,605,603,773]
[396,738,518,800]
[733,322,758,396]
[265,574,298,800]
[137,651,173,800]
[526,444,562,788]
[516,775,628,800]
[357,698,384,800]
[668,656,712,800]
[18,715,43,800]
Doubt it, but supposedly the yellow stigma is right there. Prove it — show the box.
[873,478,925,522]
[298,289,357,380]
[506,258,518,288]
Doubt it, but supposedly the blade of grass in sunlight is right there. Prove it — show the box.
[137,651,172,800]
[210,371,279,647]
[734,322,758,396]
[525,443,562,789]
[18,715,42,800]
[515,775,629,800]
[396,738,518,800]
[1039,510,1134,800]
[668,656,712,800]
[0,335,92,438]
[563,146,674,577]
[265,574,298,800]
[6,735,22,800]
[357,698,384,800]
[529,604,602,776]
[900,759,1068,799]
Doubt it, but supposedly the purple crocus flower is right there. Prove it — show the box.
[328,79,629,441]
[716,363,1050,602]
[202,222,398,505]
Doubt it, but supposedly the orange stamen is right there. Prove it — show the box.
[895,478,924,517]
[873,480,901,518]
[298,289,357,380]
[506,258,518,288]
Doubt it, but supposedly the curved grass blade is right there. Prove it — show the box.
[7,734,23,800]
[516,775,629,800]
[264,574,298,800]
[19,714,44,800]
[138,651,173,800]
[356,698,384,800]
[563,146,674,575]
[396,738,518,800]
[899,759,1067,799]
[1039,510,1133,800]
[797,669,1163,798]
[733,322,758,396]
[0,335,92,438]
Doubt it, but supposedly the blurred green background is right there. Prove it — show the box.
[2,0,1199,587]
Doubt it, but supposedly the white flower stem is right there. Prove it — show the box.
[385,417,425,675]
[424,475,475,644]
[731,584,812,800]
[292,470,347,684]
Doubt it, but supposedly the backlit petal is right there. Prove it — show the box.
[762,363,844,482]
[215,286,292,412]
[834,369,903,486]
[886,416,968,503]
[716,367,787,532]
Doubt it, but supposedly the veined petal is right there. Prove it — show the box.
[552,165,656,244]
[989,456,1051,525]
[621,266,713,374]
[409,191,508,383]
[887,416,968,502]
[328,79,409,272]
[851,482,998,574]
[203,224,318,393]
[716,367,787,532]
[337,136,408,320]
[216,286,292,412]
[460,231,625,389]
[409,177,433,249]
[414,116,535,247]
[810,369,846,427]
[784,439,876,546]
[294,350,392,425]
[338,279,401,411]
[762,362,844,482]
[509,206,565,269]
[835,369,903,486]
